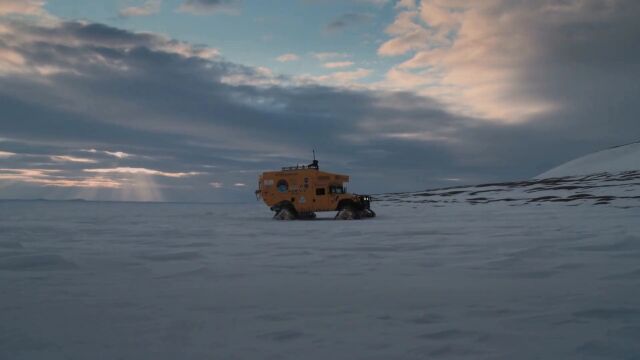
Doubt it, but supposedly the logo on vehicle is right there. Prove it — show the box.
[277,179,288,192]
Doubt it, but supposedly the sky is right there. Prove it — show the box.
[0,0,639,202]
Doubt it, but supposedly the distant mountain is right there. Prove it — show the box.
[374,142,640,208]
[378,169,640,208]
[536,141,640,179]
[377,141,640,208]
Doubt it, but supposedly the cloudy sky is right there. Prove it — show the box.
[0,0,639,202]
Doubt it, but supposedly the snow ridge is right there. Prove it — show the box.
[377,170,640,208]
[536,141,640,179]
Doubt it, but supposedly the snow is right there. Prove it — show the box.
[537,142,640,179]
[2,176,640,360]
[379,169,640,208]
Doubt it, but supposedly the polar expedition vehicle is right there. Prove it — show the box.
[255,157,375,220]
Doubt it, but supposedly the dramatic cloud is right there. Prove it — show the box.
[1,3,639,202]
[276,53,299,62]
[0,0,45,15]
[178,0,239,14]
[379,0,640,123]
[119,0,162,17]
[0,17,476,200]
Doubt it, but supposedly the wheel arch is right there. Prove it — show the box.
[336,199,358,211]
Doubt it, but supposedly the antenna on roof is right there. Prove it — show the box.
[309,149,319,169]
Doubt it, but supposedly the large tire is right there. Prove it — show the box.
[362,209,376,218]
[274,207,297,220]
[335,206,361,220]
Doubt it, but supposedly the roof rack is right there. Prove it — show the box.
[281,164,318,171]
[281,157,320,171]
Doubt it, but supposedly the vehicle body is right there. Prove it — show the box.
[255,159,375,220]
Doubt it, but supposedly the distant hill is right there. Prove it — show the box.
[536,142,640,179]
[376,141,640,208]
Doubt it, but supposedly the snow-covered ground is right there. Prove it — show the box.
[537,141,640,178]
[2,143,640,359]
[2,179,640,359]
[379,169,640,208]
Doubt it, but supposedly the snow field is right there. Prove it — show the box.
[1,198,640,359]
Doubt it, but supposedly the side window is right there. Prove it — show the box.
[277,179,289,192]
[315,188,325,196]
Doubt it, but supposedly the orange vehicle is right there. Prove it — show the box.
[255,157,375,220]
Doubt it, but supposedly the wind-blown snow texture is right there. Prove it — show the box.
[2,170,640,360]
[537,142,640,178]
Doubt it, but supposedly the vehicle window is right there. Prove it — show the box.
[316,188,325,195]
[277,179,288,192]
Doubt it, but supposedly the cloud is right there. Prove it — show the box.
[0,168,121,188]
[306,68,372,84]
[178,0,240,14]
[377,9,432,56]
[105,151,130,159]
[84,167,201,178]
[0,20,220,75]
[51,155,97,163]
[379,0,640,123]
[323,61,354,69]
[396,0,417,9]
[276,53,299,62]
[83,149,133,159]
[311,52,350,61]
[0,16,453,200]
[325,12,373,33]
[0,150,16,158]
[210,181,223,188]
[0,0,45,15]
[119,0,162,17]
[0,12,639,203]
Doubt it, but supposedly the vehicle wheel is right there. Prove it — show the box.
[274,207,297,220]
[335,206,360,220]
